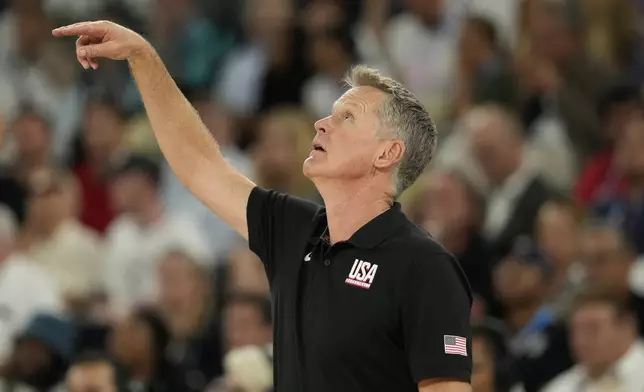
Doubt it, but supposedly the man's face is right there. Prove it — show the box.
[469,118,520,186]
[303,87,400,182]
[471,337,495,392]
[493,258,544,305]
[536,204,578,267]
[224,302,272,351]
[422,174,474,237]
[12,115,50,162]
[83,104,122,158]
[615,117,644,179]
[157,254,205,316]
[570,304,629,371]
[108,173,147,214]
[67,361,117,392]
[581,232,630,292]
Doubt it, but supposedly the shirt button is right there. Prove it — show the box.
[324,259,331,267]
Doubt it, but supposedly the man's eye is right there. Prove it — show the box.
[344,113,353,121]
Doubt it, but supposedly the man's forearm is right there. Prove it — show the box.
[127,45,223,179]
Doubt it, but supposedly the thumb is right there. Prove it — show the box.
[77,41,118,59]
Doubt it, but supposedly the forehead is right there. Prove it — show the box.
[572,303,615,323]
[334,86,387,114]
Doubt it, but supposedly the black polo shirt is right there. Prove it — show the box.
[247,187,472,392]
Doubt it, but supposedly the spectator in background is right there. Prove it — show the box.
[495,237,574,392]
[471,322,512,392]
[0,313,74,392]
[469,106,553,258]
[156,249,222,392]
[73,96,125,234]
[517,0,612,164]
[151,0,234,91]
[214,0,294,118]
[0,105,53,223]
[223,293,272,352]
[225,247,269,297]
[542,290,644,392]
[356,0,464,125]
[302,24,357,119]
[251,107,318,201]
[453,15,516,117]
[66,353,132,392]
[579,224,644,336]
[574,82,642,207]
[103,154,210,317]
[108,308,171,392]
[0,0,53,121]
[163,94,252,259]
[535,199,585,316]
[412,171,496,315]
[209,345,273,392]
[0,206,62,362]
[18,168,103,312]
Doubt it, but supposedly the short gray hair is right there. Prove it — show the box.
[344,65,437,196]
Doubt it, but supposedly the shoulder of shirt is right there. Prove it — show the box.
[541,365,585,391]
[3,254,54,283]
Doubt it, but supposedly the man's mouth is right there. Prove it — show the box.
[312,143,326,152]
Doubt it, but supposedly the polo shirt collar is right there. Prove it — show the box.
[310,203,407,249]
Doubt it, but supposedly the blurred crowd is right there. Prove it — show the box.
[0,0,644,391]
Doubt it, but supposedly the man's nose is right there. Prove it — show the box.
[315,116,331,134]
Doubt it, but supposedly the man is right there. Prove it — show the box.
[579,224,644,336]
[542,290,644,392]
[223,292,273,352]
[52,21,472,392]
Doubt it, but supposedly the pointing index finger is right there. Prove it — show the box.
[52,21,107,38]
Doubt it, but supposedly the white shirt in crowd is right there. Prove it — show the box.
[0,254,62,362]
[103,214,210,316]
[25,220,104,299]
[542,341,644,392]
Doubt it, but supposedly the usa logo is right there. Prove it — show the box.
[345,259,378,289]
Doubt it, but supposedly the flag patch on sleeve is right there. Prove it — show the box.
[444,335,467,356]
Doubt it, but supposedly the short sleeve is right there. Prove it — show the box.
[401,252,473,384]
[246,186,320,281]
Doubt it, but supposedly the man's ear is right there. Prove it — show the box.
[374,140,405,170]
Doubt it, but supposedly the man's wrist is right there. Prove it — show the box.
[127,39,155,67]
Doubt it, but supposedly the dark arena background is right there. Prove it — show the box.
[1,0,644,391]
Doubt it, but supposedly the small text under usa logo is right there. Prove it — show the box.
[345,259,378,289]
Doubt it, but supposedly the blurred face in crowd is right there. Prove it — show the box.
[16,9,50,61]
[570,302,635,376]
[26,171,75,232]
[615,116,644,181]
[536,202,579,268]
[305,87,404,186]
[109,314,155,370]
[471,337,496,392]
[224,301,272,351]
[108,172,154,214]
[157,252,209,334]
[309,33,349,76]
[580,228,632,293]
[194,100,233,147]
[493,257,545,307]
[405,0,444,25]
[469,109,523,187]
[12,339,57,385]
[255,116,300,183]
[67,361,117,392]
[83,103,123,162]
[603,101,642,141]
[459,19,494,70]
[528,5,576,63]
[12,113,51,165]
[228,248,270,296]
[422,173,477,240]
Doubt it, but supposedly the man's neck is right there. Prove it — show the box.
[506,301,543,333]
[317,178,393,244]
[587,339,635,380]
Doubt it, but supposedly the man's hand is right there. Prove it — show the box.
[52,21,149,69]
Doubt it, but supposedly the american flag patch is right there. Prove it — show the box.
[444,335,467,356]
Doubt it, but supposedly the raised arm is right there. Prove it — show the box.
[53,21,255,238]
